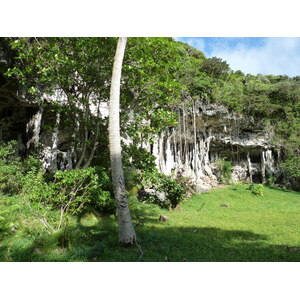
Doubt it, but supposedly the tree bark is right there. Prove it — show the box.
[51,110,61,171]
[26,102,43,150]
[76,100,90,168]
[108,37,136,245]
[193,100,199,187]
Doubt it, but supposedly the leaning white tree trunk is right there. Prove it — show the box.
[108,37,136,245]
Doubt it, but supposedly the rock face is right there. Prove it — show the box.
[145,101,281,190]
[0,86,281,190]
[0,43,282,190]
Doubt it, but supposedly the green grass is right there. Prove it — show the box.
[1,184,300,261]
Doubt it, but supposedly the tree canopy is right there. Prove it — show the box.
[4,37,300,178]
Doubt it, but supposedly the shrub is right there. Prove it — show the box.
[123,144,157,173]
[0,141,43,195]
[0,195,24,240]
[266,175,276,186]
[174,172,196,198]
[280,156,300,178]
[215,158,233,184]
[91,167,115,215]
[158,174,185,209]
[0,141,23,194]
[123,145,195,209]
[249,184,264,196]
[22,167,114,231]
[137,170,193,209]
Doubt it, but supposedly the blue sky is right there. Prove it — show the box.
[175,37,300,77]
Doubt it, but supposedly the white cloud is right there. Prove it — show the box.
[175,37,206,52]
[185,38,206,52]
[209,38,300,77]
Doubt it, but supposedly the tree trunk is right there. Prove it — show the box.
[76,100,90,168]
[108,37,136,245]
[82,101,101,169]
[26,103,43,150]
[193,100,199,188]
[51,110,61,171]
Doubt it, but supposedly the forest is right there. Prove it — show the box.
[0,37,299,261]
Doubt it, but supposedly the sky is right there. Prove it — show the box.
[175,37,300,77]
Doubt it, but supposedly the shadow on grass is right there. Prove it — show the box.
[2,217,300,262]
[137,226,300,262]
[268,185,300,194]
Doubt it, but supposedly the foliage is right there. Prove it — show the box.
[123,143,194,209]
[123,144,157,173]
[6,37,116,168]
[0,195,22,239]
[212,79,245,112]
[1,185,300,261]
[266,175,276,186]
[0,141,23,194]
[4,37,300,184]
[0,141,42,195]
[201,56,230,79]
[121,38,186,144]
[158,173,185,209]
[280,156,300,178]
[173,172,196,198]
[23,167,113,220]
[6,37,115,97]
[248,184,264,196]
[215,158,233,184]
[137,170,192,209]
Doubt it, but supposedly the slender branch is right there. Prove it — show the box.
[82,100,101,168]
[75,99,90,168]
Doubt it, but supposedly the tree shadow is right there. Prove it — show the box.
[136,226,299,262]
[3,219,300,262]
[268,185,300,195]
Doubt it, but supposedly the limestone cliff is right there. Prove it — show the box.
[0,42,282,190]
[146,101,281,191]
[0,87,281,191]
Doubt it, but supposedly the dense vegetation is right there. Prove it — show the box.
[1,185,300,262]
[4,37,300,178]
[0,37,300,260]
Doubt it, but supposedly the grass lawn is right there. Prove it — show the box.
[1,184,300,261]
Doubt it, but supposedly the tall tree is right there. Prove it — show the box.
[6,37,115,169]
[108,37,136,245]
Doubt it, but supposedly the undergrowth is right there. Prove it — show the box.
[1,184,300,262]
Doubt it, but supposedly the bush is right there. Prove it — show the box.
[174,172,196,198]
[91,167,115,215]
[249,184,264,196]
[123,144,157,173]
[137,170,193,209]
[266,175,276,186]
[0,141,42,195]
[25,167,113,214]
[158,174,185,209]
[0,194,26,241]
[280,156,300,178]
[123,145,195,209]
[215,158,233,184]
[22,167,114,231]
[0,141,23,194]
